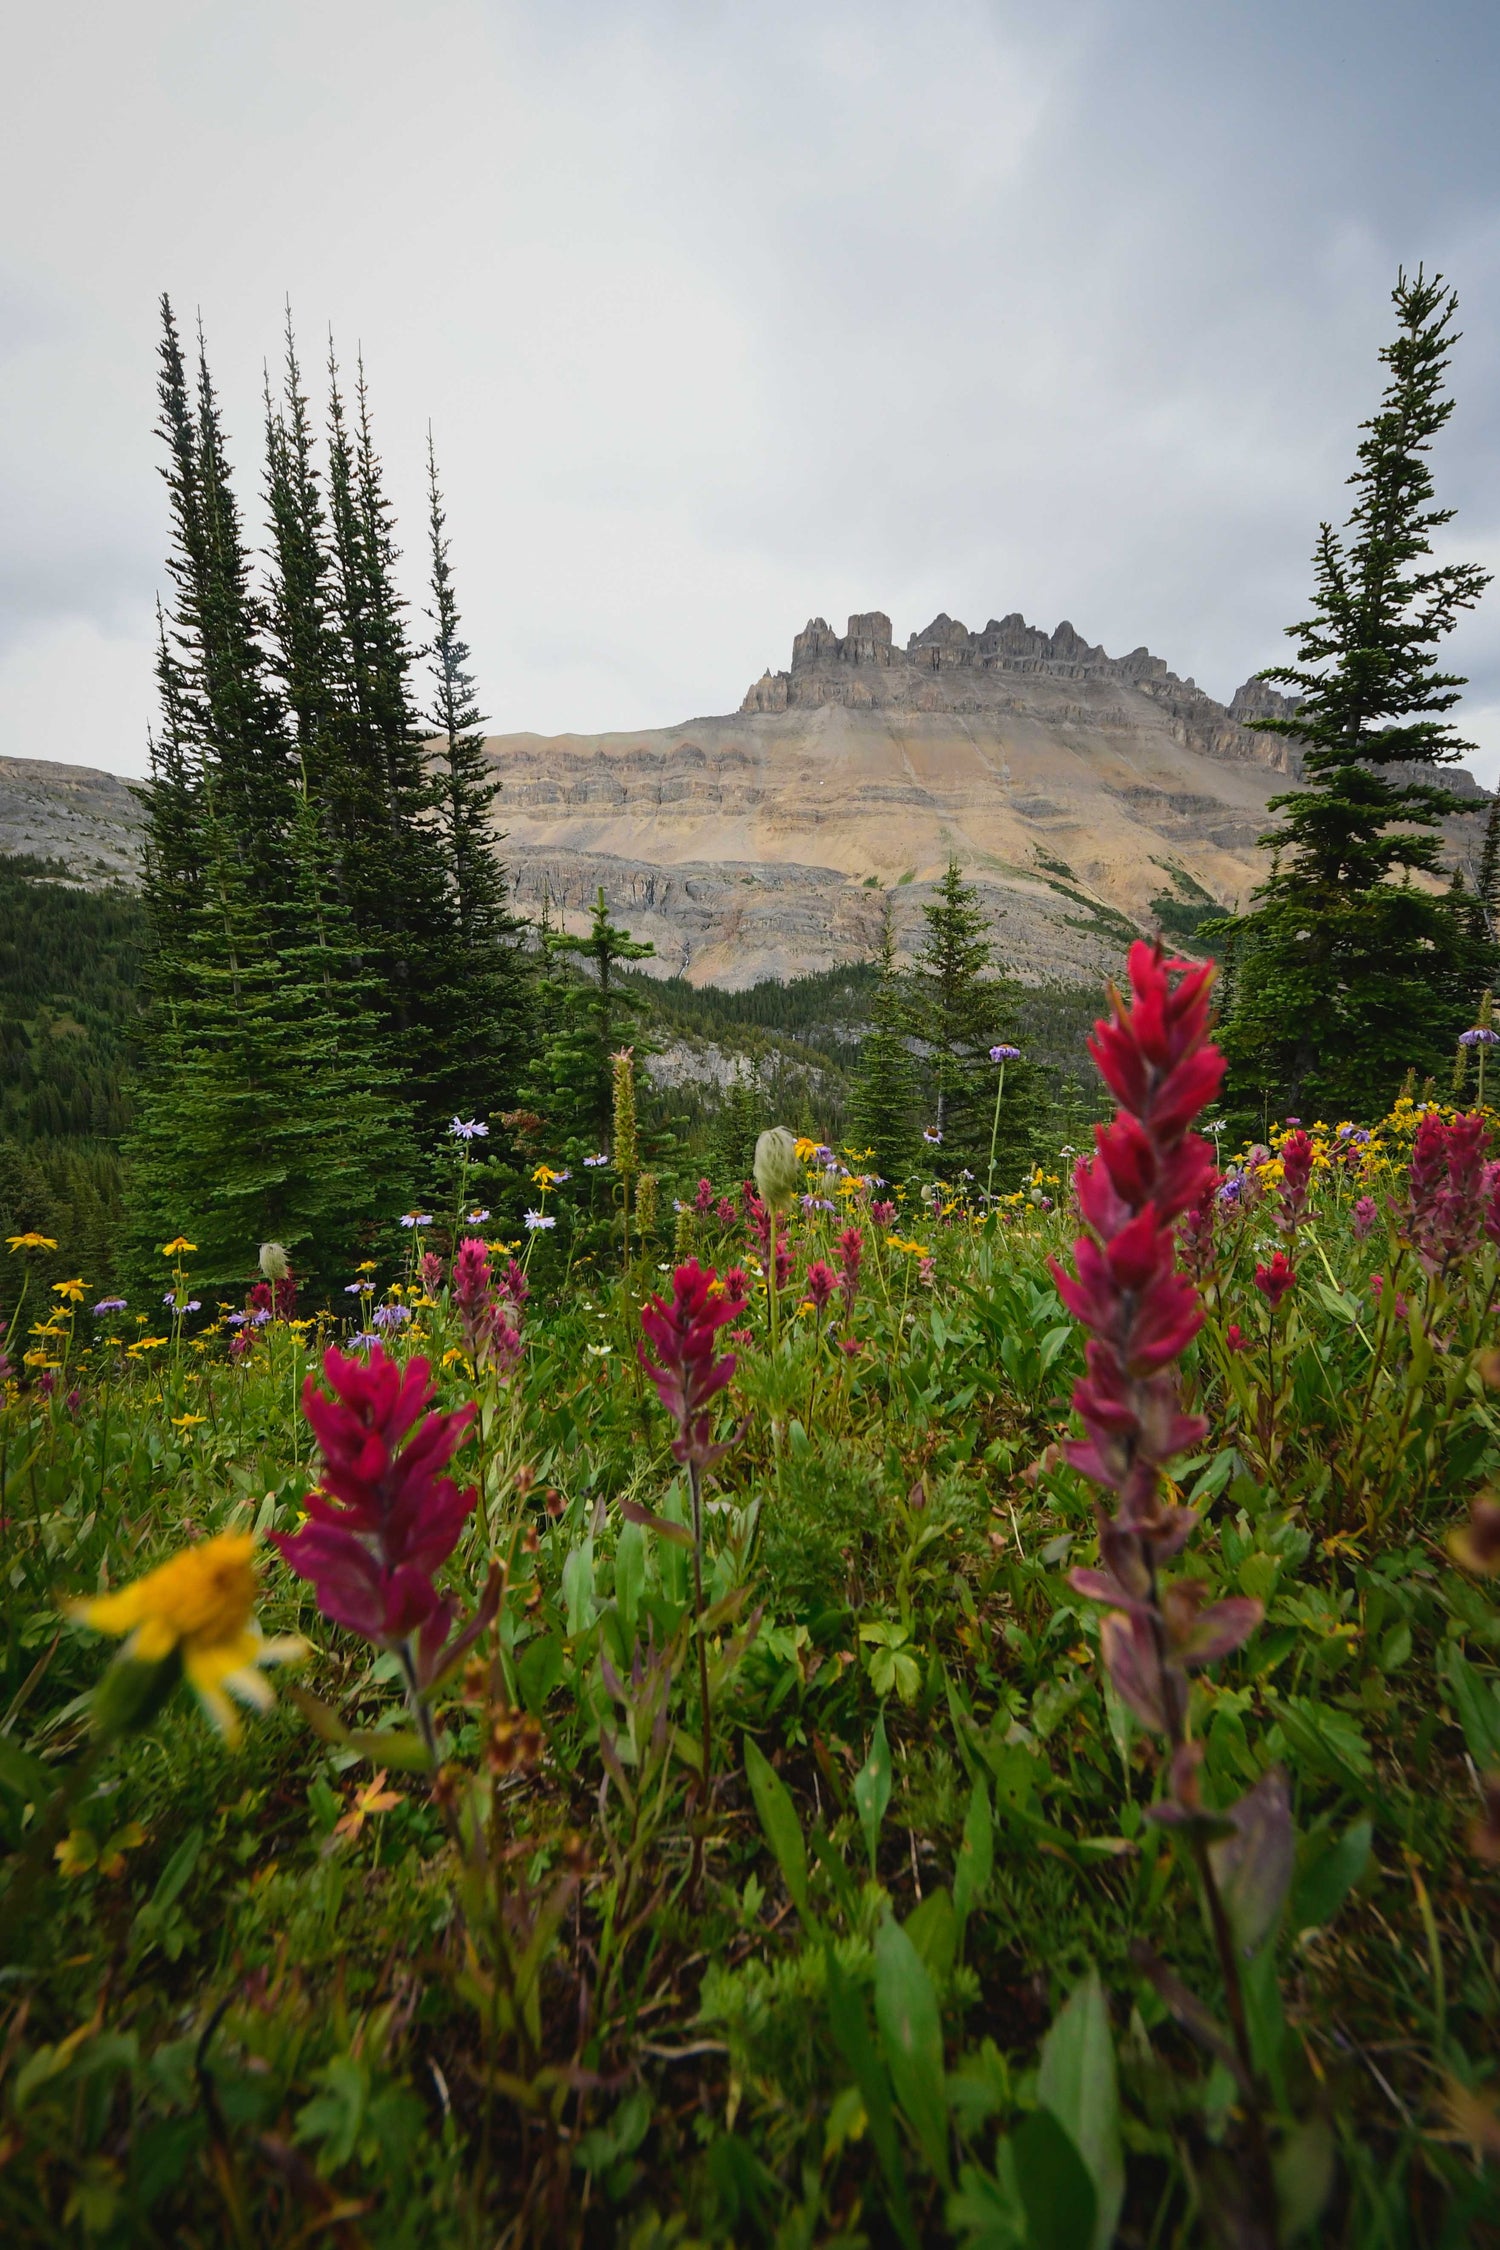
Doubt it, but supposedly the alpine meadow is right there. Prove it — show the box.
[6,217,1500,2250]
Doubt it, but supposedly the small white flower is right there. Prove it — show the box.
[524,1211,556,1231]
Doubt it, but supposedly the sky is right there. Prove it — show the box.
[3,0,1500,781]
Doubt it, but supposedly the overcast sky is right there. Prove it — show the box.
[4,0,1500,782]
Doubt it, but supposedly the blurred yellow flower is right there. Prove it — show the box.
[7,1232,58,1253]
[51,1278,88,1303]
[68,1531,302,1742]
[171,1413,209,1430]
[160,1237,197,1257]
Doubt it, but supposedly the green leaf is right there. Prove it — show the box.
[1291,1818,1372,1934]
[1445,1645,1500,1769]
[743,1735,811,1925]
[1378,1621,1412,1673]
[149,1826,204,1915]
[561,1537,596,1637]
[953,1777,993,1926]
[1035,1965,1123,2249]
[854,1708,893,1876]
[874,1915,951,2188]
[825,1945,915,2249]
[516,1633,564,1714]
[0,1733,52,1810]
[342,1728,433,1772]
[1011,2106,1097,2250]
[905,1888,957,1982]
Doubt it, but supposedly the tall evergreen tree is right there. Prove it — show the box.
[424,432,532,1109]
[128,303,415,1294]
[528,888,655,1159]
[848,895,917,1180]
[1212,270,1494,1116]
[907,860,1035,1176]
[322,347,472,1127]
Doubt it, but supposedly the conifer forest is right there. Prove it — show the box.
[4,261,1500,2250]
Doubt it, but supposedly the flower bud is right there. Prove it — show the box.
[753,1127,801,1216]
[259,1241,291,1283]
[611,1049,638,1177]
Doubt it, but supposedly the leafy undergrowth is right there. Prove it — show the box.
[2,1097,1500,2247]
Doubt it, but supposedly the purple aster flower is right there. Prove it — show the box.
[990,1045,1021,1063]
[467,1209,490,1223]
[923,1127,943,1145]
[1460,1028,1500,1048]
[524,1210,556,1232]
[373,1302,412,1331]
[584,1154,609,1168]
[450,1117,489,1140]
[93,1297,127,1314]
[399,1213,434,1230]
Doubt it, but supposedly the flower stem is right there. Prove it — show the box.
[986,1062,1007,1201]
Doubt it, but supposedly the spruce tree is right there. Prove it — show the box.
[848,895,917,1180]
[1212,270,1494,1117]
[907,860,1035,1176]
[528,888,655,1159]
[323,346,467,1127]
[424,433,532,1110]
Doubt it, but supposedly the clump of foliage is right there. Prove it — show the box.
[3,949,1499,2245]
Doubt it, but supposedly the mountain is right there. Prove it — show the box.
[485,606,1482,987]
[4,606,1488,990]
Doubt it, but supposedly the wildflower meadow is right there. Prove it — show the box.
[0,944,1497,2246]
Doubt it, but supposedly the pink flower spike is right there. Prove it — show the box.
[638,1259,740,1470]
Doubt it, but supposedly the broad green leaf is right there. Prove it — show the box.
[149,1826,204,1914]
[1445,1645,1500,1769]
[343,1728,433,1772]
[516,1633,564,1714]
[614,1519,645,1636]
[561,1538,596,1637]
[0,1733,52,1809]
[854,1709,893,1875]
[825,1946,915,2248]
[1291,1818,1372,1934]
[905,1888,957,1982]
[1011,2107,1097,2250]
[953,1777,993,1926]
[1035,1965,1122,2249]
[1274,2115,1336,2240]
[743,1735,810,1924]
[874,1915,950,2188]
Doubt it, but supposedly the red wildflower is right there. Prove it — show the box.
[420,1251,444,1298]
[1276,1129,1315,1232]
[871,1200,896,1226]
[1408,1110,1491,1273]
[1254,1252,1295,1311]
[638,1260,740,1470]
[1225,1323,1249,1353]
[721,1265,751,1311]
[273,1347,490,1684]
[837,1224,864,1315]
[694,1178,715,1215]
[803,1260,838,1313]
[714,1197,737,1227]
[1055,942,1259,1740]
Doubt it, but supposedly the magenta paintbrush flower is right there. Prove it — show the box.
[638,1258,739,1470]
[273,1346,492,1686]
[1054,941,1261,1741]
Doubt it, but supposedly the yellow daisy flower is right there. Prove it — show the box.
[7,1232,58,1253]
[160,1237,197,1257]
[51,1278,88,1304]
[69,1533,302,1741]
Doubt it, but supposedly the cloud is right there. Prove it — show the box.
[1,0,1498,781]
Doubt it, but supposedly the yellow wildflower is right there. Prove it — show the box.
[7,1232,58,1253]
[51,1278,87,1304]
[160,1237,197,1257]
[68,1532,302,1742]
[794,1136,820,1161]
[170,1413,209,1430]
[127,1336,169,1353]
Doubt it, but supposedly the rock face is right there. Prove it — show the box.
[485,608,1335,988]
[0,758,141,881]
[742,609,1302,776]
